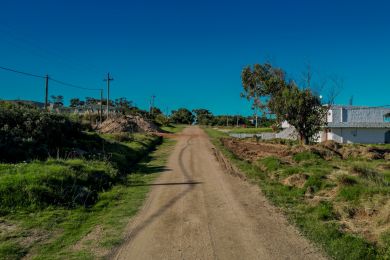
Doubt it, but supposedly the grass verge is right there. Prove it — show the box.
[0,135,177,259]
[204,127,389,260]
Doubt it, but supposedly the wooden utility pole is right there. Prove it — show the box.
[149,95,156,117]
[104,73,114,118]
[100,89,103,124]
[44,75,49,109]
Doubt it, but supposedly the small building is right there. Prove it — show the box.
[321,105,390,144]
[281,105,390,144]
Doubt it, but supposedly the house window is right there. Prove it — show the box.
[384,113,390,123]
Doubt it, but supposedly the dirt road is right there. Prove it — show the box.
[113,126,325,260]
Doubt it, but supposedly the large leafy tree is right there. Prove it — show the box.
[271,85,327,144]
[241,62,327,144]
[114,97,133,115]
[192,109,213,125]
[241,63,285,127]
[70,98,84,108]
[171,108,194,124]
[50,95,64,107]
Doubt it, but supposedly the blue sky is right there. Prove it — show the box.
[1,0,389,115]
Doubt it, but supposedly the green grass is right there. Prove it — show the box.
[160,124,187,134]
[0,132,178,259]
[204,127,387,259]
[0,136,175,259]
[223,127,273,134]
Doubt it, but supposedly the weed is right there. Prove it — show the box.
[259,156,282,172]
[338,175,358,186]
[293,151,321,162]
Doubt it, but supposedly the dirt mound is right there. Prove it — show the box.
[221,138,291,161]
[97,115,160,134]
[338,145,390,160]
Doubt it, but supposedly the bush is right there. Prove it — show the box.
[0,159,117,212]
[0,105,82,162]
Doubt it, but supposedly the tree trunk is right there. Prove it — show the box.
[299,133,309,145]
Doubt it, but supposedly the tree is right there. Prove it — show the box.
[171,108,194,124]
[85,97,99,106]
[241,63,285,127]
[271,84,327,144]
[50,95,64,107]
[114,97,133,115]
[242,62,328,144]
[192,109,213,125]
[70,98,82,108]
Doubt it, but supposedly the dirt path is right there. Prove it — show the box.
[113,126,326,260]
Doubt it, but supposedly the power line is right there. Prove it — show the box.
[0,65,45,79]
[0,65,101,91]
[50,78,101,91]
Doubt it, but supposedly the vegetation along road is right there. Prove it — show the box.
[113,126,325,259]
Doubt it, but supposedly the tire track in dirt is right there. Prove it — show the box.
[113,126,326,260]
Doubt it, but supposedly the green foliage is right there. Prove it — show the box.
[337,175,358,186]
[293,151,321,162]
[338,185,364,201]
[259,156,282,171]
[170,108,194,124]
[0,241,26,260]
[205,127,386,259]
[241,62,327,145]
[351,163,385,184]
[0,159,117,212]
[228,127,273,134]
[241,63,286,113]
[0,105,82,162]
[192,108,213,125]
[0,135,176,259]
[154,113,171,126]
[313,201,335,220]
[271,85,327,144]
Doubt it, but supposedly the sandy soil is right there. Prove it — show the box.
[112,126,326,260]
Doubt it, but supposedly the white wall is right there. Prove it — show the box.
[328,128,388,144]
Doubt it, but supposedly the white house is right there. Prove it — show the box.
[321,105,390,144]
[281,105,390,144]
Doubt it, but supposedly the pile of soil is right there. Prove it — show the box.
[221,138,291,161]
[97,115,161,134]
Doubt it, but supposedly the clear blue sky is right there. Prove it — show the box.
[1,0,389,115]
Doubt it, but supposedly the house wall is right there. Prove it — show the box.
[330,107,390,123]
[328,128,388,144]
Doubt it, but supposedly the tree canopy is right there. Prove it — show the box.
[241,62,327,144]
[171,108,194,124]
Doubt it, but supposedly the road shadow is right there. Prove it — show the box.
[134,165,171,175]
[128,181,203,187]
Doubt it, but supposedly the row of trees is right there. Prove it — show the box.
[241,62,332,144]
[169,108,274,127]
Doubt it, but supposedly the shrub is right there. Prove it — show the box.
[0,105,82,162]
[0,159,117,212]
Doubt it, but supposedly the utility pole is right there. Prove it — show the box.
[236,114,239,127]
[104,73,114,118]
[149,95,156,117]
[100,89,103,124]
[44,75,49,110]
